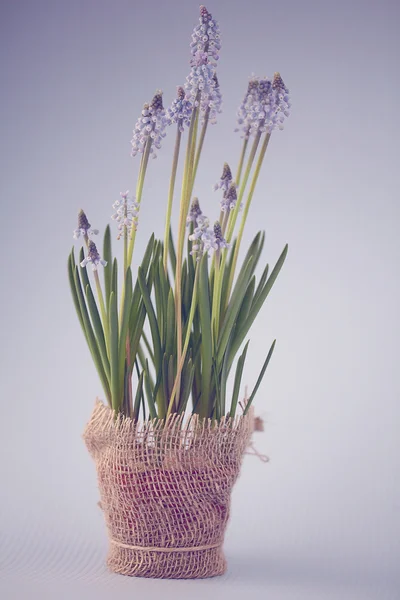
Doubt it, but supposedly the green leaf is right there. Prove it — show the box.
[73,265,111,403]
[169,226,177,275]
[111,258,118,308]
[231,244,288,361]
[219,330,233,417]
[165,288,176,358]
[244,339,276,415]
[138,266,162,380]
[153,261,164,345]
[252,262,269,308]
[236,275,255,329]
[217,256,254,365]
[236,232,263,282]
[198,255,212,418]
[68,253,86,339]
[79,247,90,292]
[144,362,158,420]
[118,267,133,386]
[133,370,145,422]
[103,225,112,313]
[109,291,120,413]
[229,340,249,418]
[179,360,195,415]
[85,283,110,379]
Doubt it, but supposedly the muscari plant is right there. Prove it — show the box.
[68,5,290,423]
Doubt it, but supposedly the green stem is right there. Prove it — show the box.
[127,139,152,268]
[175,103,199,403]
[226,132,271,303]
[211,249,221,350]
[83,233,110,355]
[123,210,128,275]
[163,127,182,273]
[189,107,210,198]
[235,136,249,188]
[226,130,262,244]
[167,265,199,418]
[211,132,262,323]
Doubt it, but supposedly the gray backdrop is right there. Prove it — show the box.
[1,0,399,598]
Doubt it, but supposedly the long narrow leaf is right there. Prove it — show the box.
[144,362,158,420]
[111,258,118,308]
[198,255,212,418]
[169,226,177,275]
[133,370,144,422]
[244,339,276,415]
[103,225,112,313]
[73,266,111,403]
[217,256,254,365]
[118,267,133,385]
[85,283,110,379]
[138,267,162,377]
[109,291,120,412]
[68,253,86,338]
[231,244,288,361]
[229,341,249,418]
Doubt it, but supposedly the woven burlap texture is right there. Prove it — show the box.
[83,399,254,579]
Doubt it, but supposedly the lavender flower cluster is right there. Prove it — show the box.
[185,6,222,124]
[235,72,291,138]
[73,209,99,240]
[131,91,167,159]
[213,163,242,213]
[166,87,193,133]
[187,198,229,259]
[111,191,140,240]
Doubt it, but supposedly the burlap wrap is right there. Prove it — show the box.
[83,400,254,579]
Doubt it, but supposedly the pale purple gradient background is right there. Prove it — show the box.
[0,1,399,598]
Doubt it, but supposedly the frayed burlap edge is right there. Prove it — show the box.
[83,400,255,579]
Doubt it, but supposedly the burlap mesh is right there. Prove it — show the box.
[83,400,254,579]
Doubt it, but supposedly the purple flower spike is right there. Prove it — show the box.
[73,209,99,240]
[167,86,193,133]
[205,73,222,125]
[131,90,168,159]
[186,6,222,122]
[271,72,291,130]
[190,6,221,67]
[221,182,241,213]
[253,73,291,134]
[213,162,232,194]
[111,190,140,240]
[235,77,260,139]
[187,197,203,225]
[211,221,229,251]
[80,240,107,271]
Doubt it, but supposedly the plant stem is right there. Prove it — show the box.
[226,132,271,303]
[167,265,199,418]
[235,136,249,188]
[127,139,152,268]
[163,127,182,273]
[211,131,263,324]
[175,103,199,404]
[123,205,128,275]
[83,233,110,355]
[226,130,262,244]
[211,249,221,349]
[189,107,210,198]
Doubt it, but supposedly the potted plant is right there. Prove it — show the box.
[68,5,290,579]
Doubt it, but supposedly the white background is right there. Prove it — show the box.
[1,0,399,598]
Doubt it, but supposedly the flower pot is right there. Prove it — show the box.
[83,400,253,579]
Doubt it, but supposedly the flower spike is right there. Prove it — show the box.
[73,209,99,240]
[80,240,107,271]
[131,90,168,159]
